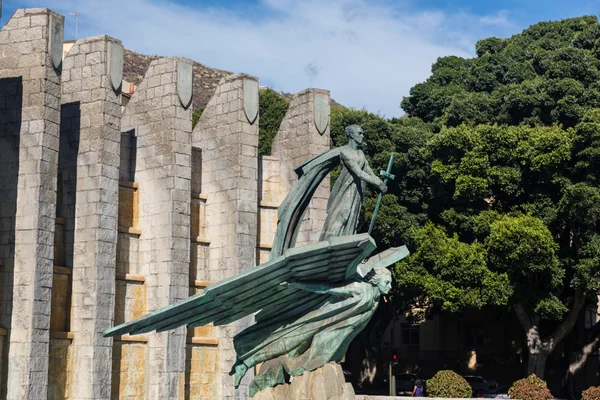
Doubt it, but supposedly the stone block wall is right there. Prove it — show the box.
[189,146,210,282]
[0,328,5,395]
[258,89,332,259]
[185,344,218,399]
[193,73,260,399]
[0,8,333,399]
[57,34,124,400]
[111,341,148,399]
[270,88,331,247]
[119,56,193,400]
[257,155,285,264]
[0,8,63,399]
[48,337,73,399]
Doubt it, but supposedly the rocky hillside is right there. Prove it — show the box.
[123,49,343,110]
[123,50,232,110]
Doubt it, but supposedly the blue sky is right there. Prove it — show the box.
[2,0,600,117]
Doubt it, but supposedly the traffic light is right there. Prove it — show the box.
[391,352,398,365]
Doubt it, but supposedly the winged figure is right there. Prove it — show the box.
[104,125,407,397]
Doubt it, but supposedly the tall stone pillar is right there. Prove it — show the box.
[121,57,193,399]
[271,88,331,246]
[60,35,123,399]
[194,74,259,399]
[0,8,63,400]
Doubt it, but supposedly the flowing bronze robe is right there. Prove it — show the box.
[320,150,367,240]
[271,147,370,258]
[233,281,380,375]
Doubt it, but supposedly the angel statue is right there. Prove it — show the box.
[104,124,408,398]
[230,267,392,394]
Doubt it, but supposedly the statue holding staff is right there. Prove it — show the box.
[320,124,388,240]
[104,124,407,398]
[271,124,388,259]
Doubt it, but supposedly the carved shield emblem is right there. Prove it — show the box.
[177,62,193,109]
[108,42,123,91]
[243,78,259,125]
[48,15,64,71]
[314,93,329,135]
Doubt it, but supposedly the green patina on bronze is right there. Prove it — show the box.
[270,124,388,259]
[104,124,407,397]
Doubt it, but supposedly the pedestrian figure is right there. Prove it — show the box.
[413,379,424,397]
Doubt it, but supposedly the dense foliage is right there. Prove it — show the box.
[405,121,582,318]
[508,374,553,400]
[393,16,600,379]
[258,88,289,156]
[402,16,600,129]
[393,222,512,316]
[582,386,600,400]
[426,370,472,398]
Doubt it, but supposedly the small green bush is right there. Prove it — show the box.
[582,386,600,400]
[426,370,471,398]
[508,374,552,400]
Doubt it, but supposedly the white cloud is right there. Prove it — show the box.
[480,10,511,26]
[20,0,516,117]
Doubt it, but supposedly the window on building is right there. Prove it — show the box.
[401,323,420,346]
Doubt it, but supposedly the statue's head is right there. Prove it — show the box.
[345,124,364,146]
[364,268,392,294]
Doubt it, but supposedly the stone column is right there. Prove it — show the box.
[60,35,123,400]
[121,57,193,399]
[271,88,331,246]
[0,8,63,400]
[194,73,259,399]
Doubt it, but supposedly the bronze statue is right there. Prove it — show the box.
[230,268,392,395]
[104,125,406,397]
[321,125,387,240]
[270,124,387,259]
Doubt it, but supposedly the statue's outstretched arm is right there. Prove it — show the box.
[286,281,359,298]
[342,152,387,193]
[365,163,387,193]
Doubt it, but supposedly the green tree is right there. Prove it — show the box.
[395,120,600,380]
[258,88,289,156]
[394,222,512,318]
[401,16,600,129]
[398,19,600,384]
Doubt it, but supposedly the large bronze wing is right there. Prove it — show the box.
[103,233,376,338]
[253,244,410,325]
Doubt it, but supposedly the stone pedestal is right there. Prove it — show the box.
[252,362,355,400]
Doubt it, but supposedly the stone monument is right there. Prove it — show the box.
[105,125,408,399]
